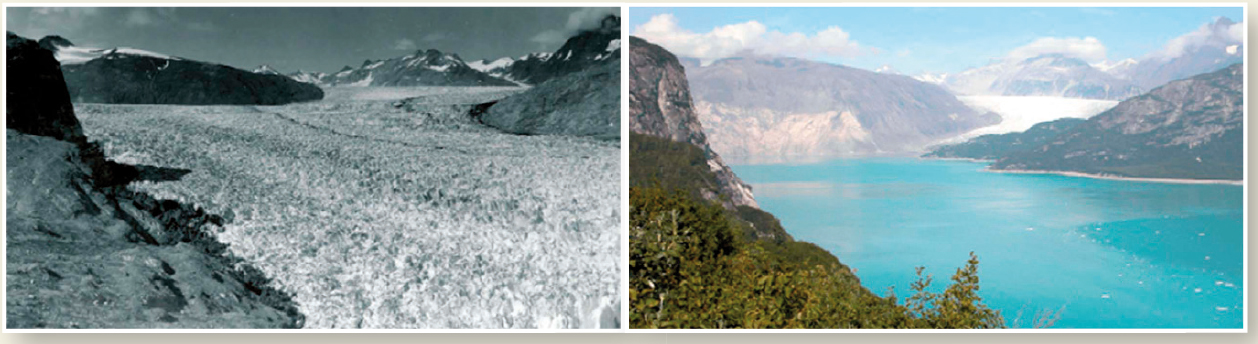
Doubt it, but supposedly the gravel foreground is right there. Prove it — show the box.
[75,87,621,329]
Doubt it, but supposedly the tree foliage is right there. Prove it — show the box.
[629,186,1006,329]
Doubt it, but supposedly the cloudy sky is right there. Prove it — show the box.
[7,7,617,73]
[628,7,1243,75]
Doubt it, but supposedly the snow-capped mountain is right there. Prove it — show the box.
[286,70,329,85]
[475,15,621,86]
[310,49,517,87]
[913,72,948,85]
[942,54,1143,100]
[252,64,282,75]
[37,35,181,65]
[29,33,322,105]
[1091,58,1138,76]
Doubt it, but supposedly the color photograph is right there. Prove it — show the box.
[628,6,1244,329]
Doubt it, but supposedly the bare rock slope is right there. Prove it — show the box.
[6,32,301,329]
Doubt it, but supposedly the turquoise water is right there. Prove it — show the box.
[731,158,1244,329]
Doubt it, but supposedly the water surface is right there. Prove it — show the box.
[732,158,1243,328]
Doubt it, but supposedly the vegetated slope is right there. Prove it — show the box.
[629,133,1003,329]
[924,118,1087,160]
[680,52,1000,162]
[6,32,301,329]
[629,36,756,209]
[37,34,323,105]
[989,63,1243,180]
[628,36,1004,329]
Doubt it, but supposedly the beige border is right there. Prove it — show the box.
[3,0,1256,342]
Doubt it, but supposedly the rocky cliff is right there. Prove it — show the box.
[6,32,302,329]
[629,36,757,209]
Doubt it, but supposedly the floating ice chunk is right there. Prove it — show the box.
[1215,281,1224,286]
[1100,293,1111,299]
[1198,232,1206,236]
[1216,306,1229,311]
[1194,288,1203,293]
[1204,256,1211,260]
[1025,227,1034,231]
[1224,282,1235,288]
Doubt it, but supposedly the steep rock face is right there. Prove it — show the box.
[629,36,757,209]
[923,117,1086,160]
[7,32,85,143]
[38,35,323,105]
[990,64,1243,180]
[314,49,516,87]
[479,57,619,141]
[681,54,1000,162]
[5,33,302,329]
[943,54,1144,100]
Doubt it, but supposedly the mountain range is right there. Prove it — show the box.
[34,34,323,105]
[927,63,1243,181]
[289,15,621,89]
[677,53,1000,163]
[918,18,1243,101]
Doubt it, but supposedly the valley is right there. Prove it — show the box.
[75,87,622,328]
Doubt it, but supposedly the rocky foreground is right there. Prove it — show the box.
[7,31,301,329]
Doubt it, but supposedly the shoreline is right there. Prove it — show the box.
[919,156,995,163]
[985,168,1244,186]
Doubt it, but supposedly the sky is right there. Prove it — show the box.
[628,7,1244,75]
[7,7,618,73]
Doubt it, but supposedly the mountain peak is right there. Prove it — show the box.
[37,35,74,51]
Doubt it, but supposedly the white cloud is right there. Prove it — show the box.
[632,14,873,65]
[1006,36,1108,63]
[1151,18,1244,60]
[565,7,618,32]
[530,7,619,47]
[392,38,418,51]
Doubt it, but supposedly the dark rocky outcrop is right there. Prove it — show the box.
[629,36,757,209]
[7,31,85,143]
[6,32,303,329]
[987,63,1243,180]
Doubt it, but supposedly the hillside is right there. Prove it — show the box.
[679,53,1000,162]
[987,64,1243,180]
[36,34,323,105]
[924,118,1086,161]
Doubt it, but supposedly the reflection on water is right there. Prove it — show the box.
[733,158,1243,328]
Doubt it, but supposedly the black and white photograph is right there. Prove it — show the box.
[5,6,622,329]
